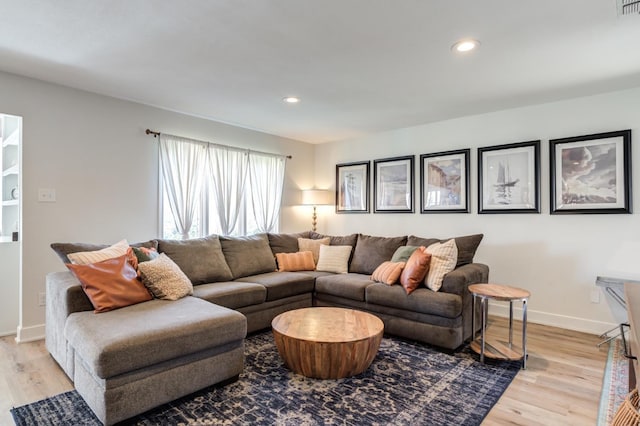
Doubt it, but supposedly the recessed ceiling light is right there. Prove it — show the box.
[451,39,480,53]
[282,96,300,104]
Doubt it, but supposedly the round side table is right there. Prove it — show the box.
[468,283,530,369]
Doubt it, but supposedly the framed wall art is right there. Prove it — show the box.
[373,155,414,213]
[550,130,631,214]
[478,140,540,214]
[335,161,370,213]
[420,149,470,213]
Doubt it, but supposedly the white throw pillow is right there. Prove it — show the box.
[67,239,129,265]
[138,253,193,301]
[316,245,352,274]
[424,239,458,291]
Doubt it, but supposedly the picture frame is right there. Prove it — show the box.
[478,140,540,214]
[335,161,370,213]
[550,130,632,214]
[420,149,470,213]
[373,155,414,213]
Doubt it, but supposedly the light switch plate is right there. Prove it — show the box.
[38,188,56,202]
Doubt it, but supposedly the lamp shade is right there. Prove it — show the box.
[301,189,331,206]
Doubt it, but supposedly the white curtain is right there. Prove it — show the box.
[248,152,286,233]
[159,134,207,239]
[207,145,248,235]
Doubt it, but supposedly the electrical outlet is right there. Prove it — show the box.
[38,292,46,306]
[590,289,601,304]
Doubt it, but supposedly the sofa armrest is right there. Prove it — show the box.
[440,263,489,296]
[441,263,489,343]
[45,271,93,377]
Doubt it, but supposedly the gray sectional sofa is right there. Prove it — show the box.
[46,231,487,425]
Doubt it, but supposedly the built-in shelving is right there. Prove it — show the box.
[2,129,19,148]
[2,164,18,177]
[1,114,21,241]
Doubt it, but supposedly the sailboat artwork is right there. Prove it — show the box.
[495,163,519,188]
[480,141,539,213]
[493,162,520,205]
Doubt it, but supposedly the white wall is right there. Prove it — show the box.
[314,87,640,335]
[0,71,315,341]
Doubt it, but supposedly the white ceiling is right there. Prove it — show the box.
[1,1,639,144]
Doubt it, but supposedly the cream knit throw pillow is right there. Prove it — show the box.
[138,253,193,300]
[424,239,458,291]
[316,245,352,274]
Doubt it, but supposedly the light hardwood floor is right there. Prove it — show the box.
[0,316,611,425]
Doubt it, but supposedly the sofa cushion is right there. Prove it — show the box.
[366,284,462,319]
[192,281,266,309]
[350,234,407,274]
[309,231,358,248]
[298,237,330,264]
[235,271,315,302]
[275,251,316,272]
[64,297,246,379]
[66,254,152,313]
[315,273,375,302]
[138,253,194,300]
[316,245,352,274]
[51,240,158,264]
[157,235,233,284]
[407,234,483,267]
[399,249,432,295]
[371,261,405,285]
[220,234,277,279]
[267,232,310,255]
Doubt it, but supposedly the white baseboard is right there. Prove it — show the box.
[16,323,45,343]
[489,303,617,336]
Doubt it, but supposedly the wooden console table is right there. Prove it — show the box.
[469,283,530,369]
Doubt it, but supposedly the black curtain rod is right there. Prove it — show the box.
[145,128,292,159]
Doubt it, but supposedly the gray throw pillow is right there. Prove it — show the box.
[157,235,233,284]
[407,234,483,267]
[350,234,407,275]
[391,245,420,263]
[220,234,277,279]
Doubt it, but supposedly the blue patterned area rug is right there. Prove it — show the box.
[597,338,629,425]
[12,331,520,425]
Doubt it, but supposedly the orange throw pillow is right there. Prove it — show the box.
[399,247,432,295]
[67,254,153,313]
[371,261,405,285]
[276,251,316,272]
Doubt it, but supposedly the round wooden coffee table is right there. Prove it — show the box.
[271,307,384,379]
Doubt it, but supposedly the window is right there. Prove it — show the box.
[159,134,286,239]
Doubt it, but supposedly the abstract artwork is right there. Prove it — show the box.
[550,130,631,214]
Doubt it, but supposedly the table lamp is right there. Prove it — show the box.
[301,189,331,232]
